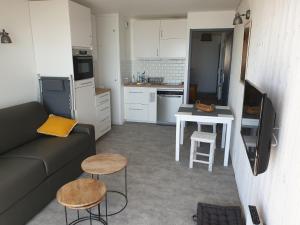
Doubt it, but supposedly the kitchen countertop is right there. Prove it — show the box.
[95,88,110,95]
[124,83,184,89]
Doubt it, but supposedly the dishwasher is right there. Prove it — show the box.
[157,89,184,124]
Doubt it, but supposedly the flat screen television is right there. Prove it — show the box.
[241,80,276,176]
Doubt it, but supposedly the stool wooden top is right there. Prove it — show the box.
[81,153,128,175]
[56,178,106,209]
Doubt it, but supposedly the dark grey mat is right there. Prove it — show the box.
[194,202,244,225]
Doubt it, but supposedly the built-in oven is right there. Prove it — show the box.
[73,49,93,81]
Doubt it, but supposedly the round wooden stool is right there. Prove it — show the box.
[81,153,128,216]
[57,178,108,225]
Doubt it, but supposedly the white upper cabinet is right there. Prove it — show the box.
[69,1,92,48]
[160,39,186,58]
[160,19,187,58]
[131,19,187,59]
[160,19,187,39]
[29,0,74,77]
[132,20,160,58]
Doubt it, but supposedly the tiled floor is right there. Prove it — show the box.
[28,123,240,225]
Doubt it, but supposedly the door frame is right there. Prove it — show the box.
[184,28,234,104]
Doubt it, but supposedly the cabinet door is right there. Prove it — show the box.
[160,19,187,39]
[69,1,92,48]
[29,0,73,76]
[132,20,160,58]
[124,87,149,104]
[159,19,187,58]
[75,84,96,125]
[125,104,148,122]
[160,39,186,58]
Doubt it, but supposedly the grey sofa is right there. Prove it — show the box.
[0,102,96,225]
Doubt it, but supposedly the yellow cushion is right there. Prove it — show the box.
[37,114,78,138]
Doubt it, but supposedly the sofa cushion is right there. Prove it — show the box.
[0,102,48,154]
[0,157,47,214]
[3,133,91,175]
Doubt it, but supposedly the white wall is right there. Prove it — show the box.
[228,0,300,224]
[188,11,235,30]
[0,0,37,108]
[184,10,235,102]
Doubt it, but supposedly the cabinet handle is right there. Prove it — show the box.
[160,30,163,38]
[80,81,93,86]
[99,99,109,105]
[99,94,109,98]
[100,116,109,122]
[157,48,159,56]
[129,108,143,111]
[129,91,144,94]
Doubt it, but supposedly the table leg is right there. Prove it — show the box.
[180,121,184,145]
[175,118,181,161]
[221,124,227,149]
[224,122,232,166]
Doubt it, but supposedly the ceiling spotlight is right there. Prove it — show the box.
[233,10,251,25]
[0,29,12,43]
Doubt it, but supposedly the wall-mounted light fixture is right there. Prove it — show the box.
[233,10,251,25]
[0,29,12,43]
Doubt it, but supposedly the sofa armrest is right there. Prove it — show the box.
[73,124,96,155]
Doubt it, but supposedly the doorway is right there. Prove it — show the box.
[188,29,233,105]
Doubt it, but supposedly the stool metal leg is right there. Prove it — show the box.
[98,204,101,220]
[90,209,92,225]
[105,193,108,224]
[125,166,128,197]
[65,207,68,225]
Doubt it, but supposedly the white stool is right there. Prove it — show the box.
[197,122,217,133]
[189,131,217,172]
[197,122,216,148]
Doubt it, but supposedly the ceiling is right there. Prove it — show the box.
[75,0,239,18]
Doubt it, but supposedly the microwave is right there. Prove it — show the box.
[73,49,94,81]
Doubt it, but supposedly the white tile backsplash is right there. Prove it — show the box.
[132,59,186,84]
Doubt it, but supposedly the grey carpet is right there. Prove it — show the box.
[27,123,240,225]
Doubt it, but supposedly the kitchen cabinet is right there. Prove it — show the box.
[95,91,111,139]
[69,1,92,48]
[124,87,157,123]
[160,19,187,39]
[75,79,97,126]
[132,19,187,59]
[160,39,186,58]
[132,20,160,58]
[29,0,93,76]
[159,19,187,58]
[29,0,74,76]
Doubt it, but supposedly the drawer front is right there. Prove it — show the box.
[95,117,111,139]
[124,88,149,104]
[98,117,111,132]
[96,92,110,106]
[96,106,111,122]
[125,103,148,122]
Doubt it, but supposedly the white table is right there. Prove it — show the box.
[175,105,234,167]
